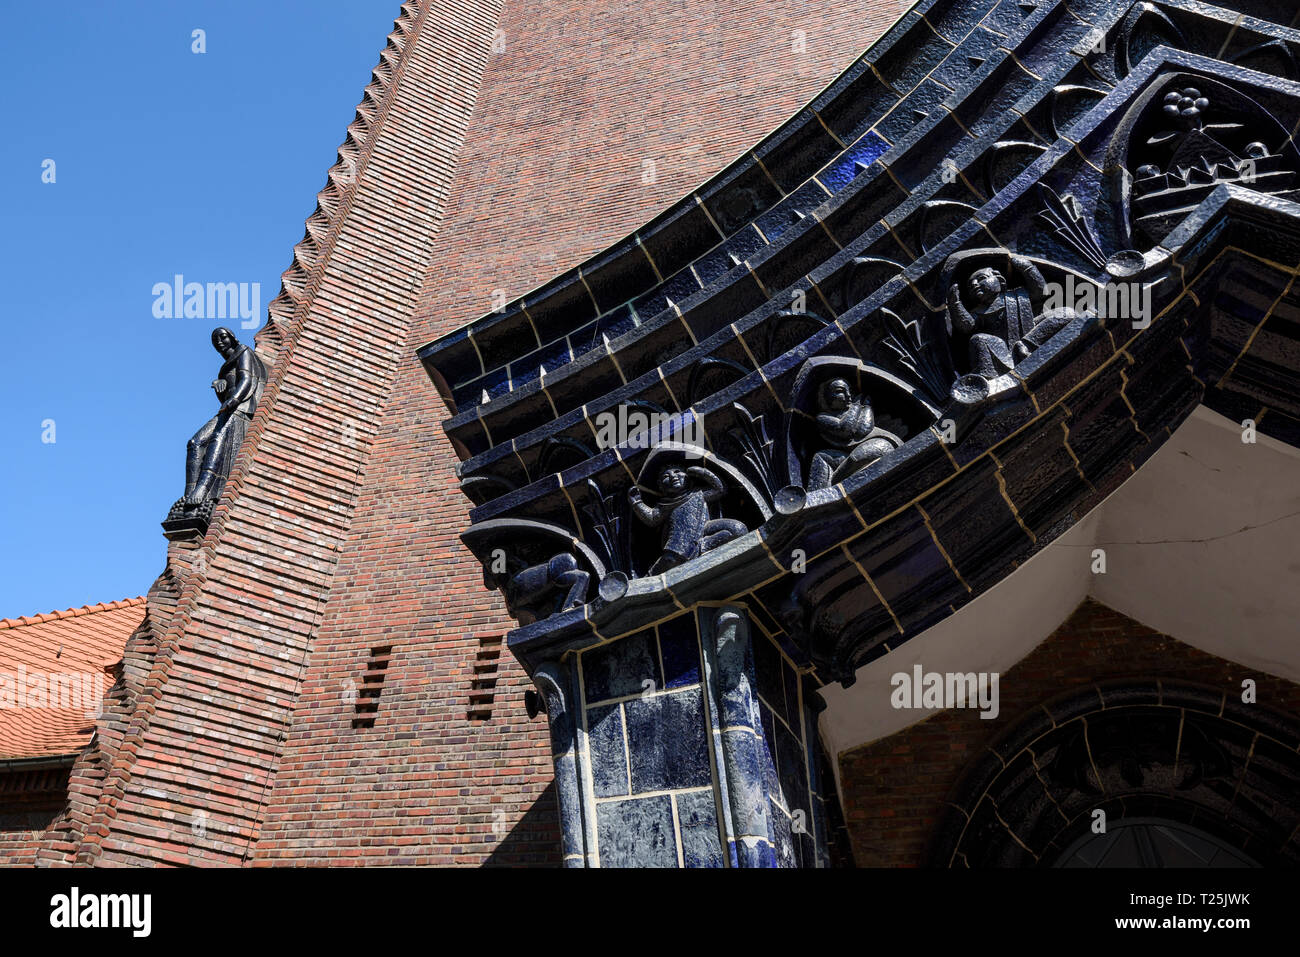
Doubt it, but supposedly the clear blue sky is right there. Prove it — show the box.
[0,1,406,617]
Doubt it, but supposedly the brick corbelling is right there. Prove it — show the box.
[29,540,194,868]
[838,599,1300,868]
[35,0,502,867]
[260,1,425,343]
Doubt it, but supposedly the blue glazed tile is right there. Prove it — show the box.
[657,615,700,689]
[723,224,768,264]
[873,77,948,145]
[752,633,786,725]
[588,703,629,798]
[663,268,703,307]
[449,377,479,410]
[454,363,511,408]
[771,800,797,868]
[632,288,671,324]
[755,199,805,244]
[597,795,677,868]
[750,839,779,869]
[582,629,661,704]
[702,162,782,235]
[568,320,598,357]
[595,303,638,342]
[691,243,738,287]
[776,722,809,820]
[632,268,698,322]
[653,410,700,447]
[525,273,598,343]
[694,225,766,285]
[541,337,575,374]
[759,715,782,809]
[930,26,999,90]
[782,658,802,736]
[722,727,771,840]
[820,132,889,193]
[506,363,539,390]
[712,627,757,731]
[625,688,710,793]
[481,363,511,399]
[798,828,816,870]
[639,202,722,279]
[676,790,724,868]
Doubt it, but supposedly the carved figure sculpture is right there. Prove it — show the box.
[807,378,899,489]
[167,328,267,524]
[629,464,747,574]
[946,256,1075,378]
[487,552,590,624]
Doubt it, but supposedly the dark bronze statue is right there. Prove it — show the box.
[946,256,1074,378]
[807,378,898,490]
[629,463,747,574]
[167,328,267,526]
[487,552,590,624]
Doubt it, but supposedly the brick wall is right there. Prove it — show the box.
[252,0,905,867]
[839,598,1300,867]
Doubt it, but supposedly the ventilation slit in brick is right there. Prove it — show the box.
[352,644,392,729]
[468,635,502,721]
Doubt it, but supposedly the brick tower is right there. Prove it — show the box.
[16,0,903,867]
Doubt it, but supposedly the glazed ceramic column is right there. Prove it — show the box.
[529,604,834,867]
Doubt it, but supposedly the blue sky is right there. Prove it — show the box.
[0,1,405,617]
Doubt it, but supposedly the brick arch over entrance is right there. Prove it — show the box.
[929,677,1300,867]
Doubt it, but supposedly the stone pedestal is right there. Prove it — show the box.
[528,604,836,867]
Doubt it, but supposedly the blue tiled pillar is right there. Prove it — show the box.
[533,659,592,867]
[530,604,833,867]
[701,607,778,866]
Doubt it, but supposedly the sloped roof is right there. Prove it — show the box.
[0,598,145,759]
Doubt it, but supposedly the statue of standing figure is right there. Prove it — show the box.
[946,256,1076,379]
[806,378,899,490]
[629,463,748,575]
[167,327,267,525]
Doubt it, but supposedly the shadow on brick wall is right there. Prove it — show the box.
[483,782,563,867]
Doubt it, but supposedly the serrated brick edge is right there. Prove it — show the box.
[35,0,444,868]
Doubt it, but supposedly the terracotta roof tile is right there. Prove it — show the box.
[0,598,145,760]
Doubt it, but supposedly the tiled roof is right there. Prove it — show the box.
[0,598,145,760]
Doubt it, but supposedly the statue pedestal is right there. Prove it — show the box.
[528,604,838,867]
[161,499,215,541]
